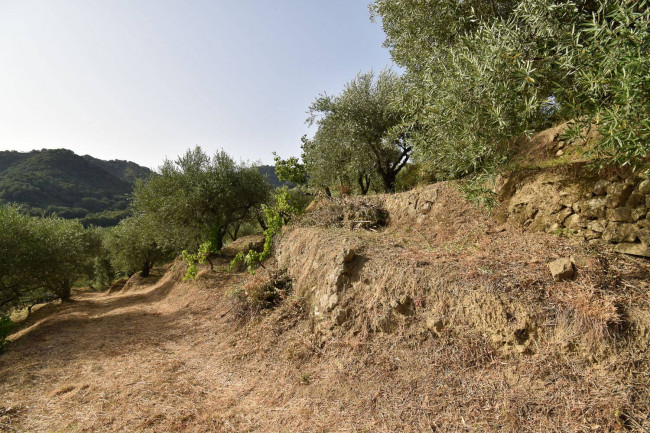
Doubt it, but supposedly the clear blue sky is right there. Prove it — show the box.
[0,0,394,169]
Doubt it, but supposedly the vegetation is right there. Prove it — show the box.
[104,214,174,277]
[133,147,271,253]
[0,204,103,314]
[0,149,152,227]
[230,188,302,274]
[303,70,412,194]
[369,0,649,178]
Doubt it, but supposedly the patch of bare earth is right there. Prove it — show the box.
[1,183,649,432]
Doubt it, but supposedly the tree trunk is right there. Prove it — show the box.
[141,261,151,277]
[358,174,371,195]
[258,216,268,231]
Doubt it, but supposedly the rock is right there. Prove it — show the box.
[579,197,607,219]
[639,179,650,194]
[606,207,633,223]
[556,150,564,157]
[552,207,574,225]
[606,182,634,208]
[602,223,638,243]
[627,192,646,208]
[548,257,575,281]
[639,228,650,246]
[583,230,601,241]
[593,180,610,196]
[632,208,647,221]
[564,214,588,230]
[587,220,607,233]
[615,243,650,258]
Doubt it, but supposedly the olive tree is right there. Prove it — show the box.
[305,70,412,193]
[1,204,95,313]
[104,214,173,277]
[133,147,271,252]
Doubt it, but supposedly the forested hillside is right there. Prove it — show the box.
[0,149,151,227]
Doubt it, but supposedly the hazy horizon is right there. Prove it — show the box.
[0,0,394,170]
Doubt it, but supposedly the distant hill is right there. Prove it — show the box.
[0,149,152,227]
[257,165,283,188]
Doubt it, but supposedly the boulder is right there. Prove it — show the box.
[548,257,575,281]
[587,220,607,233]
[606,207,633,223]
[638,179,650,195]
[578,197,607,219]
[615,243,650,258]
[606,183,634,208]
[564,214,588,230]
[602,223,638,243]
[593,180,610,196]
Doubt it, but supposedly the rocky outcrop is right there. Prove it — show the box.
[498,165,650,257]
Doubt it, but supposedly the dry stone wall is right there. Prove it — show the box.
[498,166,650,257]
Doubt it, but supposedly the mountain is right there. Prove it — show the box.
[0,149,152,227]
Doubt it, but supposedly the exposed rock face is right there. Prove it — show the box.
[499,165,650,257]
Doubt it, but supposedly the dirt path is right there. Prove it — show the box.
[0,265,252,432]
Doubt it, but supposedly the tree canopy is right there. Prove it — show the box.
[133,147,271,252]
[303,70,412,193]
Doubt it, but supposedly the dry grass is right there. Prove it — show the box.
[1,182,649,432]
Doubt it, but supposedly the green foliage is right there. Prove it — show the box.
[303,70,413,194]
[104,214,173,277]
[230,188,301,274]
[0,149,151,227]
[371,0,646,177]
[0,315,13,352]
[182,241,218,281]
[273,152,308,185]
[133,147,271,253]
[1,204,101,314]
[555,1,650,169]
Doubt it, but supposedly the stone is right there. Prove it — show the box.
[606,182,634,208]
[639,228,650,246]
[583,230,601,241]
[606,207,633,223]
[632,208,647,221]
[564,214,588,230]
[639,179,650,194]
[587,220,607,233]
[578,197,607,219]
[549,257,575,281]
[627,192,646,208]
[615,243,650,258]
[593,180,610,196]
[556,149,564,157]
[552,207,574,225]
[602,223,638,243]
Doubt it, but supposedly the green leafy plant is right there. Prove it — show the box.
[182,241,219,281]
[230,188,300,274]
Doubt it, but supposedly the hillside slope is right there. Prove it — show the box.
[0,149,153,226]
[1,183,649,432]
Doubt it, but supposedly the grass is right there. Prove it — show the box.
[1,182,649,432]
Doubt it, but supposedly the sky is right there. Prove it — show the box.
[0,0,395,170]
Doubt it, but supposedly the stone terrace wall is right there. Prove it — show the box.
[497,165,650,257]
